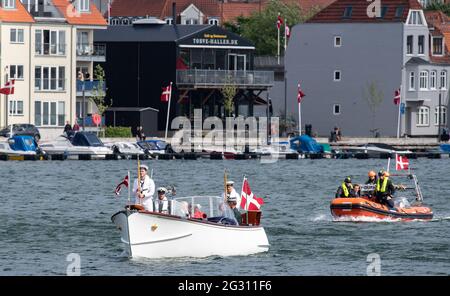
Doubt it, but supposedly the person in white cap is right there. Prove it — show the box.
[154,187,169,214]
[222,180,241,209]
[132,164,155,211]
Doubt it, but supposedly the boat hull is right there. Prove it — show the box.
[111,210,269,258]
[330,197,433,221]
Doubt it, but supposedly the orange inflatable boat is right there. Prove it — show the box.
[330,197,433,221]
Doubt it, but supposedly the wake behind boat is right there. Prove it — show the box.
[112,196,269,258]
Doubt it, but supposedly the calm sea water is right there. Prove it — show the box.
[1,158,449,275]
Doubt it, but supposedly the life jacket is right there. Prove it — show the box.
[341,183,353,197]
[376,177,389,193]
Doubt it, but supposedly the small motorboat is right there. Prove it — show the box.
[112,196,269,258]
[40,132,112,159]
[0,135,45,157]
[105,141,145,159]
[137,139,169,156]
[330,174,433,221]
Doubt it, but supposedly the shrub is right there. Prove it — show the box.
[105,126,132,138]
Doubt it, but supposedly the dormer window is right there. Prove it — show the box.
[433,37,443,55]
[165,17,173,25]
[208,18,219,25]
[407,10,425,25]
[343,6,352,18]
[377,6,388,18]
[78,0,90,12]
[2,0,15,9]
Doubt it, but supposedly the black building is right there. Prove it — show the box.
[95,22,274,135]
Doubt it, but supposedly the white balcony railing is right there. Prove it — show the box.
[176,70,274,88]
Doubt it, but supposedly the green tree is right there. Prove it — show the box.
[91,64,111,115]
[425,1,450,15]
[363,81,384,135]
[221,80,237,117]
[223,0,321,56]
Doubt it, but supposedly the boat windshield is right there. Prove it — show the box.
[171,196,237,223]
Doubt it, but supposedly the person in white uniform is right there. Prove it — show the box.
[155,187,169,214]
[132,164,155,211]
[222,180,241,209]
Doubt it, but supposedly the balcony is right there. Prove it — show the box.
[35,78,66,92]
[76,80,106,97]
[76,43,106,62]
[176,70,274,90]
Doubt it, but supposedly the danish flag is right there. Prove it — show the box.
[393,89,401,105]
[115,175,129,196]
[240,178,264,211]
[161,83,172,102]
[0,80,15,95]
[285,24,290,39]
[396,154,409,171]
[276,14,283,30]
[297,83,305,103]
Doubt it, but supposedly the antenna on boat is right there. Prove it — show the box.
[127,170,131,205]
[137,157,141,205]
[387,157,391,173]
[223,169,228,203]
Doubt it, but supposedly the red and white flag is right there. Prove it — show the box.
[161,83,172,103]
[297,83,305,103]
[276,14,283,30]
[115,175,129,196]
[285,24,290,39]
[0,80,15,95]
[240,178,264,211]
[393,89,401,105]
[396,154,409,171]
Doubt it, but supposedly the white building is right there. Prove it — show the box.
[0,0,106,140]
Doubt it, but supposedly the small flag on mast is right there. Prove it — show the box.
[297,83,305,103]
[394,89,401,105]
[0,80,15,95]
[115,175,129,196]
[161,83,172,102]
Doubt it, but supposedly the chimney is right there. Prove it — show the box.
[172,2,176,25]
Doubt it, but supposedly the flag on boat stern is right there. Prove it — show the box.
[396,154,409,171]
[115,175,129,196]
[240,178,264,211]
[161,83,172,102]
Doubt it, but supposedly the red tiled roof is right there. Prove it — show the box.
[0,0,34,23]
[222,2,263,23]
[307,0,423,23]
[425,10,450,64]
[53,0,107,25]
[297,0,336,12]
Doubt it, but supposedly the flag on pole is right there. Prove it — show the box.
[393,89,401,105]
[297,83,305,103]
[285,24,290,39]
[0,80,15,95]
[240,178,264,211]
[161,83,172,102]
[276,14,283,29]
[395,154,409,170]
[115,175,129,196]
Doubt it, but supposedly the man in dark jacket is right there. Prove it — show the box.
[375,170,396,209]
[335,177,353,198]
[227,196,242,225]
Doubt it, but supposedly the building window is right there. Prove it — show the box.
[395,6,404,18]
[419,71,428,90]
[377,6,388,18]
[418,35,424,54]
[35,66,66,91]
[430,70,437,89]
[343,6,352,18]
[34,101,65,127]
[407,35,413,54]
[9,100,24,116]
[407,10,424,25]
[10,29,24,43]
[333,104,341,115]
[9,65,24,80]
[334,36,342,47]
[334,70,341,81]
[111,18,120,26]
[433,37,443,55]
[78,0,90,12]
[2,0,15,8]
[416,106,430,126]
[435,106,447,126]
[121,18,130,25]
[185,18,199,25]
[440,70,447,89]
[208,18,219,25]
[35,29,66,56]
[409,72,415,90]
[165,17,173,25]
